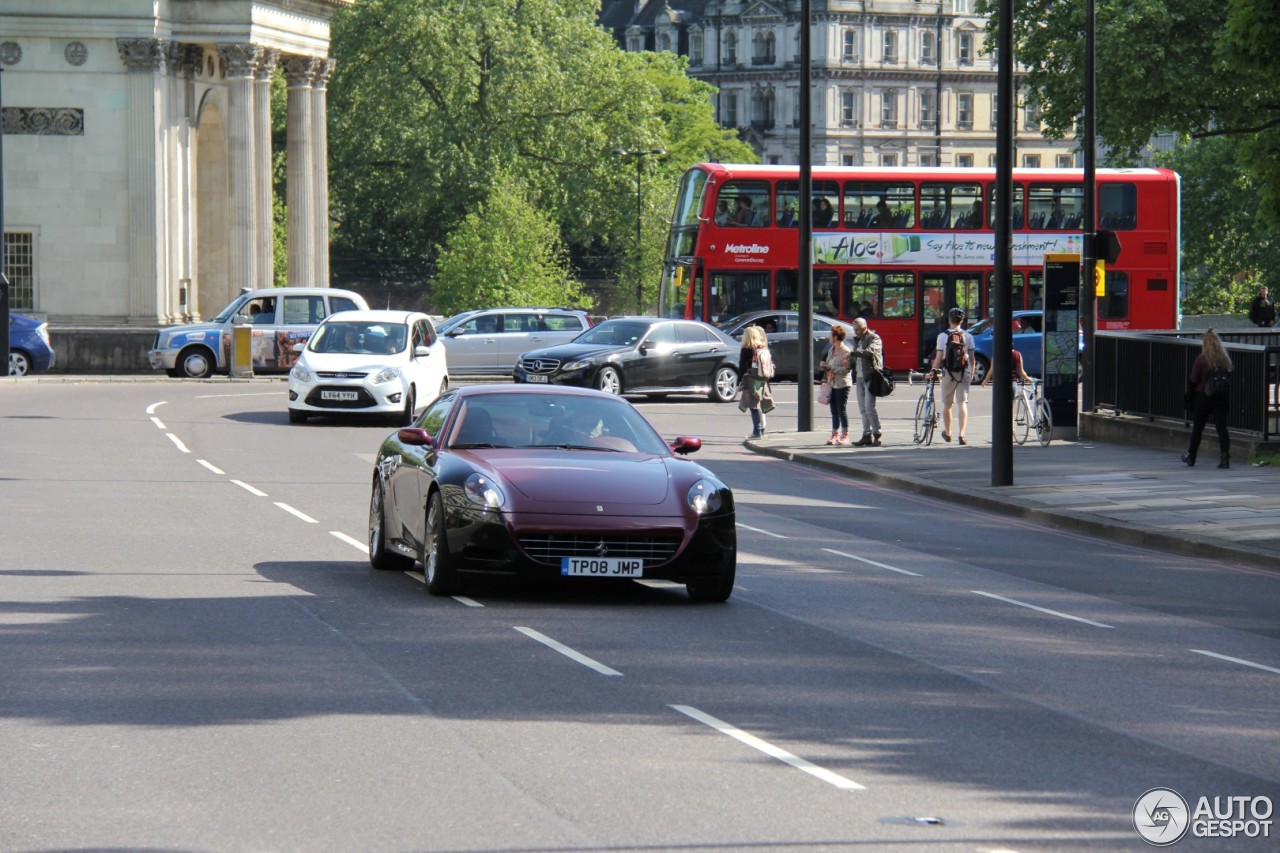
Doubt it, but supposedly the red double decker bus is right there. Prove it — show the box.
[659,164,1180,371]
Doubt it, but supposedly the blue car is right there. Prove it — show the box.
[9,312,56,376]
[967,310,1045,384]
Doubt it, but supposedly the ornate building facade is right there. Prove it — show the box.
[599,0,1077,169]
[0,0,348,325]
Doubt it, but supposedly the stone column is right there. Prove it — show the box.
[311,59,334,287]
[255,50,280,290]
[164,42,200,323]
[218,44,262,293]
[116,38,168,322]
[283,56,319,285]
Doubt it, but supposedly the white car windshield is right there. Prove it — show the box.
[311,322,407,355]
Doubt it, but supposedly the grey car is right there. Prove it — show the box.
[440,308,591,375]
[717,311,856,381]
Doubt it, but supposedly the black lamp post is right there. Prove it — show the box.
[1,66,9,375]
[613,147,666,314]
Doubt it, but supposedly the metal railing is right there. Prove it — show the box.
[1092,329,1280,439]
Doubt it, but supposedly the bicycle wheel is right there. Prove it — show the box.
[913,395,929,445]
[1034,399,1053,446]
[1012,394,1032,445]
[924,401,937,446]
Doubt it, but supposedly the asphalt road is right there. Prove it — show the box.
[2,379,1278,852]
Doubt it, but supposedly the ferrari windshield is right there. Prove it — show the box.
[448,391,671,455]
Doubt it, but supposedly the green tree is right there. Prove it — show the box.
[327,0,754,310]
[1154,136,1280,313]
[432,180,581,316]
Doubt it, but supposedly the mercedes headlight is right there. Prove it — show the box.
[464,473,505,510]
[291,362,313,383]
[687,478,724,515]
[562,359,591,371]
[373,366,401,384]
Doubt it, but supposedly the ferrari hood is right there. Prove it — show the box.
[494,453,673,506]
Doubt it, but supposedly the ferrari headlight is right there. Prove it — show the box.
[464,473,505,510]
[373,366,401,384]
[291,363,312,383]
[687,478,724,515]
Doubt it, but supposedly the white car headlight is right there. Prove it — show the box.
[687,478,724,515]
[562,360,590,371]
[373,366,401,384]
[291,363,313,383]
[464,473,505,510]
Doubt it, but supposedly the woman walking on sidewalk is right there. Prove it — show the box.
[737,325,774,440]
[821,325,853,444]
[1182,328,1232,468]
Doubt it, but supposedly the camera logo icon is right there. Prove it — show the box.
[1134,787,1190,846]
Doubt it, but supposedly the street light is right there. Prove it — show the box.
[612,147,666,314]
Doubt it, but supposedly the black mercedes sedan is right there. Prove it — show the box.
[368,384,737,602]
[512,317,741,402]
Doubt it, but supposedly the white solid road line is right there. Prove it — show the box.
[822,548,923,577]
[669,704,865,791]
[231,479,268,497]
[275,502,318,523]
[197,459,225,475]
[972,591,1113,629]
[1190,649,1280,675]
[165,433,190,453]
[737,523,788,539]
[330,531,367,553]
[514,627,622,676]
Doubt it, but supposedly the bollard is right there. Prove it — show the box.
[230,322,254,378]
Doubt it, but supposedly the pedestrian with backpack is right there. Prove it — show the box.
[1182,328,1233,468]
[929,307,976,445]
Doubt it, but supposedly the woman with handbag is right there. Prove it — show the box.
[820,325,853,444]
[737,325,774,440]
[849,318,885,446]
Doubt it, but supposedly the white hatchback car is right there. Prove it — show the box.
[287,310,449,424]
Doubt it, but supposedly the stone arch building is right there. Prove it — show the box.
[0,0,348,326]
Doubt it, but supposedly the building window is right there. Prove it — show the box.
[4,231,34,310]
[721,94,742,126]
[921,31,936,65]
[1023,101,1042,131]
[958,32,974,65]
[843,29,857,61]
[690,35,703,66]
[842,154,857,167]
[921,152,938,167]
[1056,153,1074,168]
[990,95,999,129]
[880,153,899,167]
[881,89,897,128]
[988,154,998,167]
[883,30,899,64]
[1023,154,1042,168]
[627,35,642,53]
[753,31,776,65]
[725,32,737,65]
[752,88,775,129]
[920,90,936,129]
[956,93,974,130]
[841,91,858,127]
[957,153,974,167]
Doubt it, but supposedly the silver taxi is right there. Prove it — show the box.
[148,287,369,378]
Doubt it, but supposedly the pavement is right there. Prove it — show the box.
[746,391,1280,573]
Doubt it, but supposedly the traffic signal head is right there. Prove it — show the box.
[1096,229,1121,264]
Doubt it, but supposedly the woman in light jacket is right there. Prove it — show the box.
[821,325,853,444]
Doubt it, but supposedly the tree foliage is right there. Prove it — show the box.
[982,0,1280,220]
[326,0,755,310]
[1154,136,1280,313]
[432,179,581,316]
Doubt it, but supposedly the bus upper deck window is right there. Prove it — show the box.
[843,182,915,228]
[717,180,771,227]
[1099,182,1138,230]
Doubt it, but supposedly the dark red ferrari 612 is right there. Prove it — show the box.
[368,384,737,602]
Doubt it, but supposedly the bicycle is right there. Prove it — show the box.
[1011,379,1054,447]
[912,369,941,445]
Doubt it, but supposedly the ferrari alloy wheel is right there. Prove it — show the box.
[424,491,462,595]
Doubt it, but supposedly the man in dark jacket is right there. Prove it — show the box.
[1248,286,1276,327]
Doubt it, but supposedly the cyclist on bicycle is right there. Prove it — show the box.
[979,346,1033,388]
